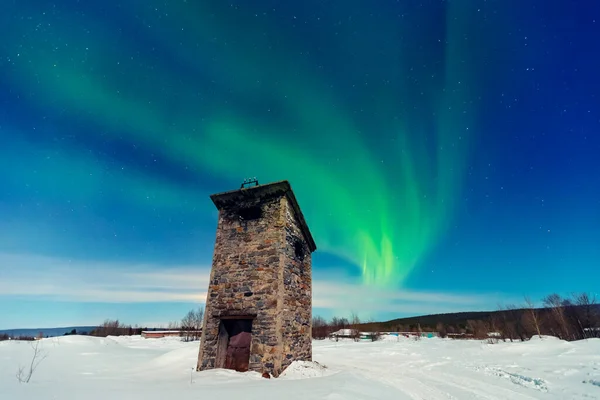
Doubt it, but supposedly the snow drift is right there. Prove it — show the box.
[1,335,599,399]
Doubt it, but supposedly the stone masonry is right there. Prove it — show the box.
[197,180,316,377]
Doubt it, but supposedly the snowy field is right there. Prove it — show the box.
[1,335,599,399]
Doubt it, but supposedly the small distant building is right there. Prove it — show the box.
[197,180,316,377]
[447,332,474,339]
[329,329,358,339]
[329,329,383,340]
[141,330,201,339]
[393,331,439,339]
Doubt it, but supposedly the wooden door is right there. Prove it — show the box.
[222,319,252,372]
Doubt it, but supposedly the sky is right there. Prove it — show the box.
[1,0,599,329]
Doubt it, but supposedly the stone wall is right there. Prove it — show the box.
[281,197,312,369]
[197,190,313,377]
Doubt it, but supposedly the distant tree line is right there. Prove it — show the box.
[64,328,88,336]
[89,320,144,337]
[312,313,382,341]
[0,334,38,341]
[329,292,599,342]
[88,307,204,341]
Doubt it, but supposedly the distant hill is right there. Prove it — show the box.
[382,311,497,330]
[359,304,600,334]
[357,311,496,332]
[0,326,98,338]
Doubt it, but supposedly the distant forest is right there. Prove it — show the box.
[313,292,600,342]
[3,294,597,343]
[0,308,204,341]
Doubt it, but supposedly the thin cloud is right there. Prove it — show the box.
[0,253,505,315]
[0,253,210,303]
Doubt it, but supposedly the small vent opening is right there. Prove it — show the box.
[294,240,305,261]
[238,205,262,221]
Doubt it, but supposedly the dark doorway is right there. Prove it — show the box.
[217,319,253,372]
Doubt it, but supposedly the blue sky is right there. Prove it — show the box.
[1,0,599,329]
[0,252,509,329]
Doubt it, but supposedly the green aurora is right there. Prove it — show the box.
[2,0,495,287]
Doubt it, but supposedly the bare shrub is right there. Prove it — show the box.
[181,307,204,342]
[523,296,542,339]
[181,311,193,341]
[446,325,456,335]
[89,319,130,337]
[370,331,382,341]
[488,313,502,340]
[167,321,181,330]
[497,304,527,341]
[331,317,349,331]
[16,341,47,383]
[15,335,35,341]
[350,312,361,342]
[572,292,599,339]
[543,294,571,340]
[436,322,447,338]
[467,319,490,339]
[312,316,329,340]
[413,323,422,341]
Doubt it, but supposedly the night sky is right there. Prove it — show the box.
[1,0,599,328]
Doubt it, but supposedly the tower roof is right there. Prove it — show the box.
[210,180,316,252]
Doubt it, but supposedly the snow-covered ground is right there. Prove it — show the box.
[1,334,599,399]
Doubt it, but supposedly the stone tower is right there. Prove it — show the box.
[197,180,316,377]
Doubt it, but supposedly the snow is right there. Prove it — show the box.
[279,361,331,379]
[1,335,600,399]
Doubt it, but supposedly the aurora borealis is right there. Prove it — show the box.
[1,1,599,327]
